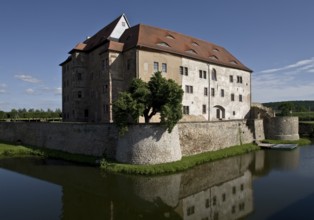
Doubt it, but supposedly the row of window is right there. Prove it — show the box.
[183,105,207,115]
[185,86,243,101]
[154,62,167,72]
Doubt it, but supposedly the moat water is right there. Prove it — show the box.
[1,145,314,220]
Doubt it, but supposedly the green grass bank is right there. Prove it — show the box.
[1,138,310,175]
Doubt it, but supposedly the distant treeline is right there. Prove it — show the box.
[263,101,314,112]
[263,101,314,121]
[0,108,62,120]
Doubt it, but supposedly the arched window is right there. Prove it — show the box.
[211,68,217,81]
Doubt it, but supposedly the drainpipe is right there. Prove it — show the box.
[207,64,211,121]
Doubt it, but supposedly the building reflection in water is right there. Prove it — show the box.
[0,147,300,220]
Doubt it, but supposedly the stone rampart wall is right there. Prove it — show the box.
[178,120,255,156]
[264,117,299,140]
[116,124,182,164]
[0,118,297,164]
[0,122,118,158]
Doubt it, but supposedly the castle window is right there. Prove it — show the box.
[103,85,108,94]
[231,94,235,101]
[221,89,224,97]
[154,62,159,72]
[229,75,233,83]
[203,105,207,114]
[204,87,208,96]
[241,184,244,191]
[77,72,82,81]
[212,69,217,81]
[239,95,243,102]
[162,63,167,73]
[233,111,236,116]
[222,193,226,202]
[233,186,236,194]
[180,66,183,75]
[78,91,82,98]
[213,196,217,206]
[187,206,195,216]
[184,67,188,76]
[199,70,207,79]
[185,85,193,94]
[183,106,189,115]
[237,76,243,83]
[103,104,109,113]
[84,109,89,118]
[211,88,215,97]
[205,199,210,208]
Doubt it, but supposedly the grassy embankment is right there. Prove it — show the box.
[1,137,311,175]
[0,143,98,164]
[262,138,311,146]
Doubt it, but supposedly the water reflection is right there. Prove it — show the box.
[0,147,302,220]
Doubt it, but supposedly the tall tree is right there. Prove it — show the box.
[113,72,183,134]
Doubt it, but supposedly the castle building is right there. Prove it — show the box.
[60,14,252,123]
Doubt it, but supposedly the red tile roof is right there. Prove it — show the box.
[121,24,252,72]
[63,16,252,72]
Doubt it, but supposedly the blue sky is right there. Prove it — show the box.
[1,0,314,111]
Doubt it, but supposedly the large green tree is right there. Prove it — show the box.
[113,72,183,134]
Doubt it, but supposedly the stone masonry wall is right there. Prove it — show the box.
[0,122,118,158]
[264,117,299,140]
[178,120,254,157]
[0,120,264,164]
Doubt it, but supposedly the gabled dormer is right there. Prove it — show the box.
[110,14,130,40]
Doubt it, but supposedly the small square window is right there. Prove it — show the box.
[203,105,207,114]
[162,63,167,72]
[180,66,184,75]
[183,106,190,115]
[154,62,159,72]
[211,88,215,97]
[204,87,208,96]
[184,67,188,76]
[229,75,233,83]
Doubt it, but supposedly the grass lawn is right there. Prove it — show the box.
[262,138,311,146]
[100,144,260,175]
[0,143,43,158]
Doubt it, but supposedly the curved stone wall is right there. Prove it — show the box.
[264,117,299,140]
[116,124,182,164]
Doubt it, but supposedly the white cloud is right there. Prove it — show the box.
[15,74,41,83]
[0,84,7,94]
[260,57,314,73]
[54,87,62,95]
[253,57,314,103]
[25,88,35,95]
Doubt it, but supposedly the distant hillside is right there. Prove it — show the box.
[263,101,314,112]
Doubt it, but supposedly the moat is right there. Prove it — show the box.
[1,145,314,220]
